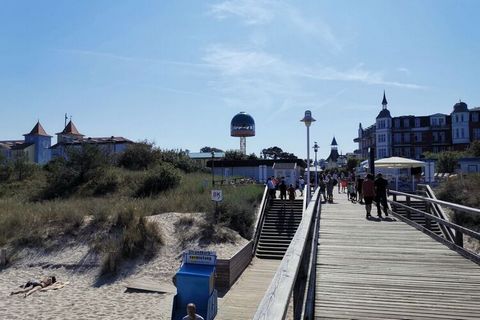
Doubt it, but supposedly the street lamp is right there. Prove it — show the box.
[313,141,319,189]
[301,110,316,203]
[211,151,215,186]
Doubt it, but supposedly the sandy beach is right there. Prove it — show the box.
[0,212,248,320]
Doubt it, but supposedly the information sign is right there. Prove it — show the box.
[184,250,217,265]
[211,190,223,202]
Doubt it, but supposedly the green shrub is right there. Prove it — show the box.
[118,142,160,170]
[136,164,181,197]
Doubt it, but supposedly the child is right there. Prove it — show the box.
[348,182,356,202]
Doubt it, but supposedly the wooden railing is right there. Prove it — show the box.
[253,189,320,320]
[252,185,270,255]
[389,189,480,264]
[416,184,455,242]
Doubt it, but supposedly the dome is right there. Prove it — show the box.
[453,101,468,113]
[376,109,391,119]
[231,112,255,137]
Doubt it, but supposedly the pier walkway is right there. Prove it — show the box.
[315,193,480,319]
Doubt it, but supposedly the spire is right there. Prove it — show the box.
[331,136,338,147]
[25,121,50,136]
[382,90,388,109]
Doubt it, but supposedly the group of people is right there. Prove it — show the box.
[317,170,389,219]
[266,176,305,202]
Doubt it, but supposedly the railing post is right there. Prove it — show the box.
[425,204,431,230]
[455,230,464,248]
[393,193,397,202]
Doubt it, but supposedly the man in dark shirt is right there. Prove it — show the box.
[374,173,389,218]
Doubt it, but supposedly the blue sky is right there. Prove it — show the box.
[1,0,479,159]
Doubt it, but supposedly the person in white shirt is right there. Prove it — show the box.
[182,303,205,320]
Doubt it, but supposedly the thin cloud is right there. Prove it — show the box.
[209,0,342,52]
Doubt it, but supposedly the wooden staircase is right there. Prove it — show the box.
[391,200,443,237]
[255,199,303,260]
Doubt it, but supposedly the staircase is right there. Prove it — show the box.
[255,199,304,260]
[391,200,443,237]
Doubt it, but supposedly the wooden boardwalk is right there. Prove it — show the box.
[217,258,280,319]
[315,193,480,319]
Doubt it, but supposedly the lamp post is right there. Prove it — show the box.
[211,151,215,186]
[301,110,316,203]
[313,141,319,189]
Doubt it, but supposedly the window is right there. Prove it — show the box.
[439,118,444,126]
[461,128,465,138]
[456,128,459,138]
[394,133,402,143]
[431,118,438,126]
[394,119,400,128]
[472,113,479,122]
[433,132,438,142]
[414,132,422,142]
[415,147,422,158]
[378,134,386,143]
[404,133,410,143]
[415,118,421,127]
[439,132,445,142]
[474,128,480,140]
[403,119,410,128]
[455,115,459,123]
[404,148,411,157]
[461,114,464,122]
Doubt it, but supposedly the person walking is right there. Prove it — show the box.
[362,174,375,219]
[298,176,305,196]
[287,184,296,201]
[375,173,389,218]
[356,175,364,204]
[326,175,335,203]
[267,177,276,201]
[279,179,287,200]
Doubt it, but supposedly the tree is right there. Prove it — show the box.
[224,150,247,160]
[436,151,460,173]
[346,157,360,172]
[200,146,224,153]
[467,140,480,157]
[261,146,297,160]
[118,142,160,170]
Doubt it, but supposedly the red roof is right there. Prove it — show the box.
[25,121,51,136]
[57,120,83,136]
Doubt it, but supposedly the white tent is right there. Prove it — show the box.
[374,157,425,190]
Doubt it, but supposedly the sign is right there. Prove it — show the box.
[211,190,223,202]
[183,250,217,266]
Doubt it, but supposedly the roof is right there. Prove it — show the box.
[376,108,392,119]
[0,140,33,150]
[50,136,133,149]
[326,149,339,162]
[331,136,338,146]
[189,152,225,159]
[273,162,297,170]
[25,121,51,137]
[207,159,306,168]
[452,101,468,113]
[56,120,84,136]
[470,107,480,112]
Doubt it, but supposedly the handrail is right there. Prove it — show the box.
[301,190,322,320]
[253,189,320,320]
[302,185,308,213]
[389,189,480,216]
[252,185,269,256]
[388,197,480,264]
[416,184,455,242]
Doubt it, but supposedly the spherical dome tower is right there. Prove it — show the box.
[231,112,255,154]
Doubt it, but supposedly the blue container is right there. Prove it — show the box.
[171,258,217,320]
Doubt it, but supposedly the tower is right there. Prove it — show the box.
[23,121,52,164]
[230,112,255,155]
[451,100,470,146]
[375,91,392,159]
[56,120,84,144]
[326,136,340,169]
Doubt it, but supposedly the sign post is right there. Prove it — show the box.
[211,190,223,222]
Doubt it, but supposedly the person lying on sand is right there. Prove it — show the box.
[10,276,56,298]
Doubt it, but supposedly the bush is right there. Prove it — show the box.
[118,142,160,170]
[136,164,181,197]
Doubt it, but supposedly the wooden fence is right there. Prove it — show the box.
[216,241,254,290]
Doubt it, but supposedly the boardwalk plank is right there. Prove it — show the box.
[315,193,480,320]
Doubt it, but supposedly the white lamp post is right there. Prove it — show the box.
[301,110,316,203]
[313,141,319,189]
